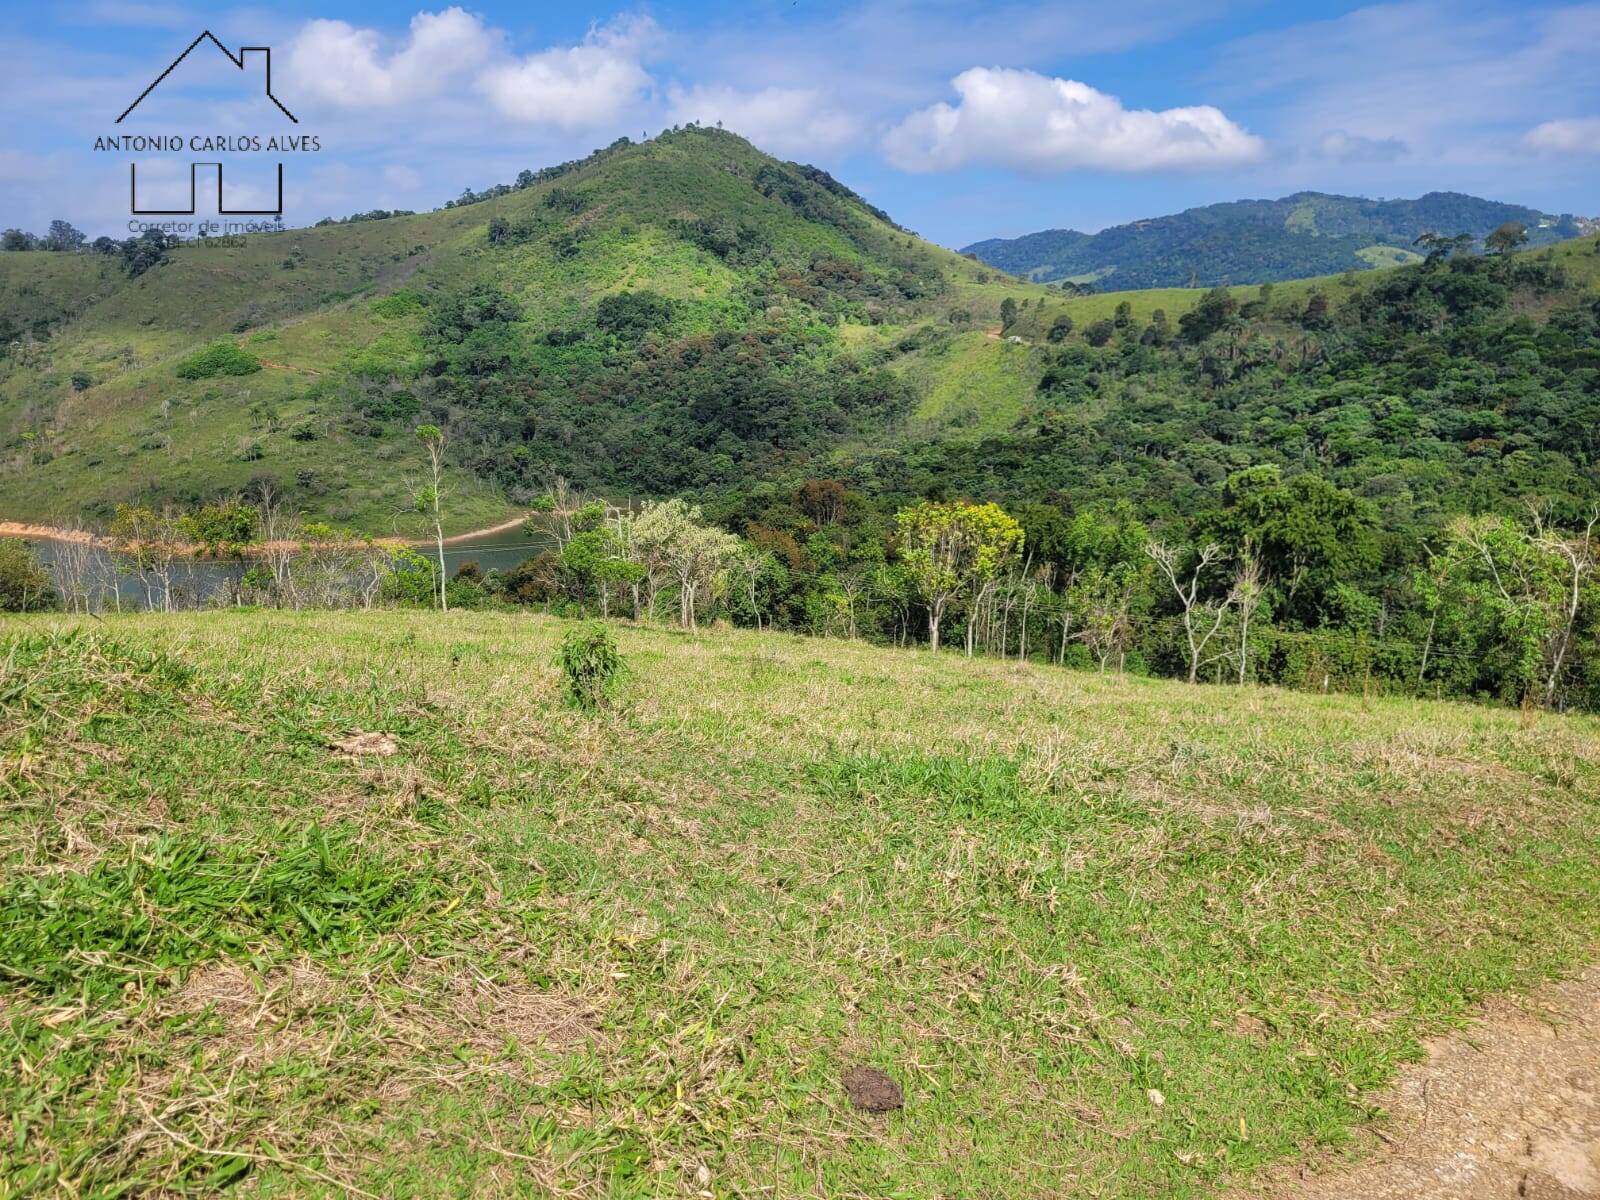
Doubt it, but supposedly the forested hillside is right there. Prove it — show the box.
[0,127,1022,532]
[962,191,1589,287]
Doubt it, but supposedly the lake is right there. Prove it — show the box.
[15,521,554,610]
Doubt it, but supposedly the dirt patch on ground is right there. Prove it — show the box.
[383,964,602,1071]
[330,731,400,757]
[152,960,335,1066]
[1247,965,1600,1199]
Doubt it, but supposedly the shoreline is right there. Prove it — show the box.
[436,512,531,546]
[0,511,532,555]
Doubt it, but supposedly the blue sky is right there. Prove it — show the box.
[2,0,1597,246]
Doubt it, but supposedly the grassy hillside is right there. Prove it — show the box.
[4,610,1599,1196]
[962,190,1589,288]
[0,129,1027,534]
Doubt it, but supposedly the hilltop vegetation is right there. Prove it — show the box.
[2,611,1598,1196]
[0,128,1012,534]
[962,190,1589,288]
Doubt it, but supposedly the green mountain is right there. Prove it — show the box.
[962,191,1589,288]
[0,128,1034,534]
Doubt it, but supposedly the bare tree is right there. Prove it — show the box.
[110,505,180,612]
[414,425,448,611]
[539,476,590,549]
[254,479,302,602]
[1232,547,1266,685]
[91,542,123,613]
[51,527,95,613]
[1146,540,1233,684]
[737,548,774,631]
[1531,504,1599,707]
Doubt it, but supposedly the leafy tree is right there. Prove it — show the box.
[596,290,674,338]
[121,228,175,276]
[894,501,1023,652]
[0,540,56,611]
[560,528,643,617]
[1202,468,1379,626]
[1484,221,1529,255]
[1301,291,1332,330]
[1413,231,1474,267]
[175,342,261,379]
[1434,509,1599,706]
[1067,558,1147,672]
[557,622,623,711]
[44,220,86,252]
[632,499,742,629]
[1178,287,1239,342]
[178,501,258,556]
[999,297,1018,331]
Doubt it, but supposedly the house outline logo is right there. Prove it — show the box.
[118,31,296,125]
[119,31,298,217]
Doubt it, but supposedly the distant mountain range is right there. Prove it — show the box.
[962,191,1593,289]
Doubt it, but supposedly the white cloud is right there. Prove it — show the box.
[285,7,496,108]
[665,84,860,155]
[476,18,654,129]
[1525,118,1600,154]
[1212,3,1600,170]
[883,68,1264,173]
[1316,130,1407,163]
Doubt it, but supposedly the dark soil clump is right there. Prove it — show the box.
[842,1065,903,1113]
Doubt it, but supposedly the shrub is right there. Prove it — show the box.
[556,621,622,711]
[175,341,262,379]
[0,540,56,611]
[370,290,423,319]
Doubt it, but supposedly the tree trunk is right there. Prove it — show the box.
[434,520,448,612]
[1237,608,1250,684]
